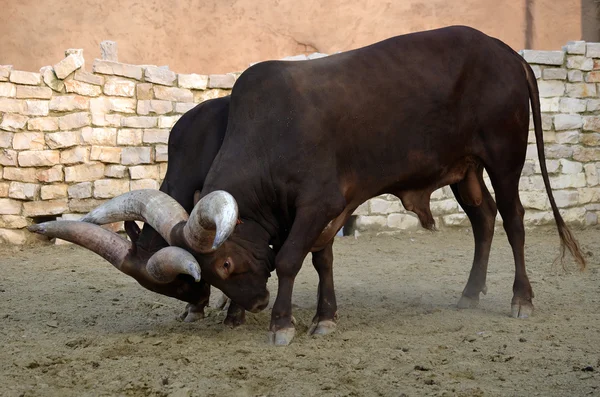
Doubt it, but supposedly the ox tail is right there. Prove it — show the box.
[523,62,586,271]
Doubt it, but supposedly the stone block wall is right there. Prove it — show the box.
[0,41,599,244]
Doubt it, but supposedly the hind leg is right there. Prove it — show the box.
[308,240,337,336]
[451,167,498,309]
[488,169,533,318]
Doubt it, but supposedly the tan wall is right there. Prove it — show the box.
[0,0,587,74]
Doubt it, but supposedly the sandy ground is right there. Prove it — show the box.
[1,227,599,397]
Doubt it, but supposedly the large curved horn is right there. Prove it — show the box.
[184,190,238,253]
[80,190,188,245]
[28,221,135,276]
[146,246,201,283]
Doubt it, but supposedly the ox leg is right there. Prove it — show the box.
[270,203,343,346]
[308,241,338,336]
[489,172,533,318]
[179,281,211,322]
[451,175,498,309]
[224,301,246,327]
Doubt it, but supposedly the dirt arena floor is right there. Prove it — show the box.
[1,227,599,397]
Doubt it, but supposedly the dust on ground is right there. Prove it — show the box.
[1,227,599,397]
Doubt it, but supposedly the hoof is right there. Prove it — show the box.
[308,320,337,336]
[223,311,246,327]
[457,295,480,309]
[511,302,533,319]
[178,303,205,323]
[268,327,296,346]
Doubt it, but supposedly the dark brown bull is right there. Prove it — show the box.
[31,26,585,345]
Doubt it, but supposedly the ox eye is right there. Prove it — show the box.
[223,261,230,269]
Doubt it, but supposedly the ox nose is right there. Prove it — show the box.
[248,291,270,313]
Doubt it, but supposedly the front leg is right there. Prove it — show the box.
[308,241,337,336]
[270,202,343,346]
[179,281,211,322]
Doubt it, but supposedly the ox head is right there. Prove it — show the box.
[28,189,271,313]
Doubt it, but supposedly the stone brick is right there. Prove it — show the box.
[103,78,136,97]
[28,117,58,132]
[12,132,45,150]
[1,114,28,131]
[92,59,143,80]
[369,197,401,214]
[0,65,12,81]
[540,97,560,112]
[159,163,167,179]
[530,65,541,79]
[588,99,600,112]
[142,129,169,144]
[4,167,36,182]
[0,198,22,214]
[16,86,52,99]
[105,164,128,178]
[544,144,574,159]
[9,70,41,85]
[208,74,236,88]
[524,210,554,226]
[386,213,420,229]
[23,100,49,116]
[80,127,117,145]
[68,198,107,213]
[8,182,39,200]
[117,129,143,145]
[136,83,153,100]
[533,159,560,174]
[158,115,180,129]
[178,73,208,90]
[0,182,8,197]
[130,179,159,190]
[174,102,196,113]
[565,41,586,55]
[155,145,168,162]
[520,191,549,210]
[354,215,387,230]
[538,80,565,97]
[0,98,25,113]
[36,165,63,183]
[0,215,28,228]
[93,179,129,199]
[553,114,582,130]
[145,66,176,86]
[40,66,64,92]
[153,86,193,102]
[74,70,104,86]
[566,83,597,98]
[64,79,102,97]
[567,70,583,82]
[553,190,579,208]
[91,113,122,128]
[0,132,13,148]
[441,213,469,227]
[100,41,118,62]
[583,116,600,132]
[578,187,600,205]
[559,97,586,113]
[0,229,29,245]
[90,146,122,163]
[40,184,67,200]
[555,130,580,144]
[581,133,600,146]
[53,53,84,79]
[137,100,173,115]
[18,150,60,167]
[542,68,567,80]
[129,165,159,179]
[586,43,600,58]
[566,56,593,71]
[22,199,68,217]
[550,173,587,189]
[68,182,92,199]
[559,159,583,174]
[121,116,157,128]
[49,95,89,111]
[573,147,600,162]
[0,82,16,97]
[45,131,79,149]
[584,163,599,186]
[194,89,227,103]
[64,163,105,182]
[430,199,458,214]
[585,71,600,83]
[108,97,136,113]
[60,146,89,164]
[58,112,90,130]
[121,147,152,165]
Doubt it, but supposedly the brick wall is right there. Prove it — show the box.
[0,41,599,244]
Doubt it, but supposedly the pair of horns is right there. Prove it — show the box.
[28,190,238,285]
